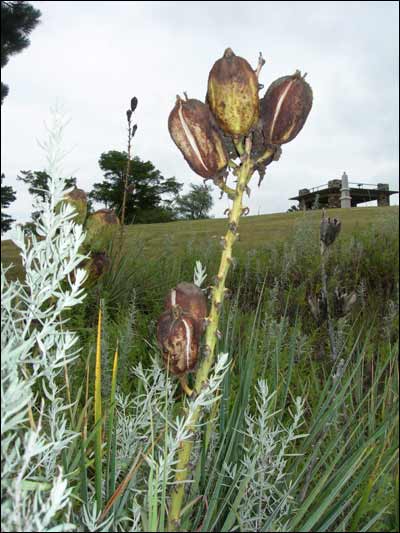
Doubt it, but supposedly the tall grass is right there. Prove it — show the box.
[59,214,397,530]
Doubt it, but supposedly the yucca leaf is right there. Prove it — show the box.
[106,341,119,502]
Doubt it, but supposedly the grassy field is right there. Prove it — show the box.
[2,205,398,274]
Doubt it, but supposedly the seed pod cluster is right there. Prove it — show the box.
[157,283,207,376]
[169,48,313,186]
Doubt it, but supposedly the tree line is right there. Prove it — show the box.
[1,150,214,233]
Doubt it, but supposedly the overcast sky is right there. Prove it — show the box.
[1,0,399,237]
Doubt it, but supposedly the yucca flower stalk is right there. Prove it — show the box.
[167,48,313,530]
[120,97,138,236]
[320,209,341,360]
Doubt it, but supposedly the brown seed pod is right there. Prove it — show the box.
[261,70,313,145]
[157,308,199,376]
[320,215,341,249]
[164,282,208,336]
[88,251,110,278]
[206,47,260,136]
[83,251,111,285]
[168,96,228,178]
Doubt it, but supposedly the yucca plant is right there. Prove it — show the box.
[165,46,313,529]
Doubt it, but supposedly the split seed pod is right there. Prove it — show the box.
[320,215,341,251]
[168,96,228,178]
[157,308,199,376]
[207,47,259,136]
[164,282,208,336]
[261,70,313,145]
[58,187,87,225]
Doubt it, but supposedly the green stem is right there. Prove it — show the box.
[168,152,254,531]
[216,179,236,201]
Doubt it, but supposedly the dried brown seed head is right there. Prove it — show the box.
[157,310,199,375]
[261,71,313,145]
[168,97,228,178]
[320,215,341,249]
[164,282,208,336]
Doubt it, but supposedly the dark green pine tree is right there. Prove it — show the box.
[1,0,42,104]
[1,173,17,234]
[89,151,183,224]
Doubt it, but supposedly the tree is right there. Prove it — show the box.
[1,173,16,233]
[18,170,76,200]
[17,170,76,219]
[176,183,213,220]
[1,1,41,104]
[89,151,183,224]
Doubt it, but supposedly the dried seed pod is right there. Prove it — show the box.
[320,215,341,250]
[261,70,313,145]
[157,308,199,375]
[164,282,208,335]
[131,96,138,112]
[84,251,111,285]
[206,47,259,136]
[58,187,87,225]
[168,96,228,178]
[334,288,357,316]
[85,208,120,249]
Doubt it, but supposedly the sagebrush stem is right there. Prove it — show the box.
[168,148,254,532]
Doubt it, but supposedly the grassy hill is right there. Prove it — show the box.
[96,205,399,256]
[2,206,398,276]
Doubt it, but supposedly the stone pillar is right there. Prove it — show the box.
[298,188,309,210]
[377,183,390,207]
[327,179,341,208]
[340,171,351,208]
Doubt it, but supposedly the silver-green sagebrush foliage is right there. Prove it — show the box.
[1,108,87,532]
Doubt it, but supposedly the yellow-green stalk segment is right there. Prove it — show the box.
[94,304,103,511]
[179,375,194,396]
[106,342,119,500]
[168,141,260,531]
